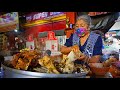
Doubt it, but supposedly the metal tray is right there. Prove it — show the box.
[1,63,87,78]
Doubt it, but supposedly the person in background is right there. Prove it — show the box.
[61,15,103,64]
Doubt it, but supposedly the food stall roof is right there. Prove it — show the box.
[109,16,120,31]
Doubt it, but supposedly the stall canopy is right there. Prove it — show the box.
[91,12,119,34]
[108,16,120,36]
[77,12,119,34]
[109,16,120,31]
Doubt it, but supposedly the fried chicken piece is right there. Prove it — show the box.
[103,57,117,67]
[60,49,84,74]
[38,56,60,74]
[10,50,42,70]
[15,55,35,70]
[11,54,20,67]
[61,56,75,73]
[62,61,74,73]
[15,58,30,70]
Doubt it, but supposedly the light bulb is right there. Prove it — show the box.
[14,29,18,32]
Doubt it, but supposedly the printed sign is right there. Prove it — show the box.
[26,12,66,22]
[88,12,111,16]
[46,40,58,51]
[47,31,57,40]
[27,35,33,42]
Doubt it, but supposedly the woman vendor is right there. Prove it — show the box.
[61,15,103,64]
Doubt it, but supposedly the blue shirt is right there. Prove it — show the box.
[64,33,103,56]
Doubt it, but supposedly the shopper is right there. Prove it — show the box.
[61,15,103,64]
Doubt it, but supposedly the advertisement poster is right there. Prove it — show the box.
[26,41,35,50]
[0,12,19,32]
[46,31,58,51]
[46,40,58,51]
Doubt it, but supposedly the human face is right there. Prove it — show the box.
[75,19,90,36]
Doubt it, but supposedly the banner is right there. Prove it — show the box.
[26,12,66,23]
[47,31,57,40]
[88,12,111,16]
[0,12,19,32]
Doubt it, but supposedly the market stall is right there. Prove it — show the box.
[1,12,120,78]
[23,12,76,54]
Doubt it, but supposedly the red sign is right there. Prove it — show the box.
[47,31,57,40]
[28,35,33,42]
[26,12,66,22]
[88,12,111,16]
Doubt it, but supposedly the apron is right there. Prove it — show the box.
[73,31,99,65]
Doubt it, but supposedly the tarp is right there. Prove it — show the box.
[109,16,120,31]
[77,12,119,34]
[91,12,119,34]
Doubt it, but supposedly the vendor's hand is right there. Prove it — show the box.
[78,53,86,60]
[78,53,89,61]
[71,45,79,52]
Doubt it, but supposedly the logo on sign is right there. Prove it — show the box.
[28,35,33,42]
[26,12,65,22]
[47,31,57,40]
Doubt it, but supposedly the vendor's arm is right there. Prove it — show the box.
[60,34,73,55]
[78,54,101,63]
[60,46,72,55]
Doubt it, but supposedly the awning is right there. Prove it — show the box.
[109,16,120,31]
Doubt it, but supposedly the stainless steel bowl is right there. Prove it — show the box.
[1,62,87,78]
